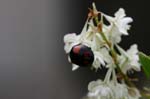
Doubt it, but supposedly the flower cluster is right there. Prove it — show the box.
[64,3,141,99]
[87,68,141,99]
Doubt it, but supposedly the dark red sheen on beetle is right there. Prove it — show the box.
[69,44,94,67]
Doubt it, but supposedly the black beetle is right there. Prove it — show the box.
[69,44,94,67]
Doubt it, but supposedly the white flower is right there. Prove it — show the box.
[87,79,133,99]
[87,68,114,99]
[87,79,141,99]
[103,8,133,43]
[104,8,133,35]
[88,80,114,99]
[87,67,141,99]
[117,44,141,74]
[92,47,113,70]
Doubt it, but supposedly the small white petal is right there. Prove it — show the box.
[102,13,114,23]
[82,39,92,48]
[68,56,71,63]
[127,44,138,55]
[118,17,133,35]
[112,83,129,98]
[64,43,72,53]
[72,64,79,71]
[100,48,112,64]
[115,8,126,19]
[64,33,77,43]
[94,52,105,66]
[118,44,141,74]
[80,19,89,36]
[64,42,79,53]
[116,45,128,57]
[88,80,102,91]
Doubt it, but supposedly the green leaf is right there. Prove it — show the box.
[139,52,150,78]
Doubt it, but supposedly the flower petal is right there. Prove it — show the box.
[80,19,89,36]
[118,17,133,35]
[72,64,79,71]
[64,33,78,43]
[64,42,79,53]
[115,8,126,19]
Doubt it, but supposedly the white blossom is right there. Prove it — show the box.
[117,44,141,74]
[87,79,141,99]
[92,47,112,70]
[87,67,141,99]
[88,80,114,99]
[103,8,133,43]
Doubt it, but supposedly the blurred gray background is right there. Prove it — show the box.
[0,0,149,99]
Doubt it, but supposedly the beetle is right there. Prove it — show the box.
[69,44,94,67]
